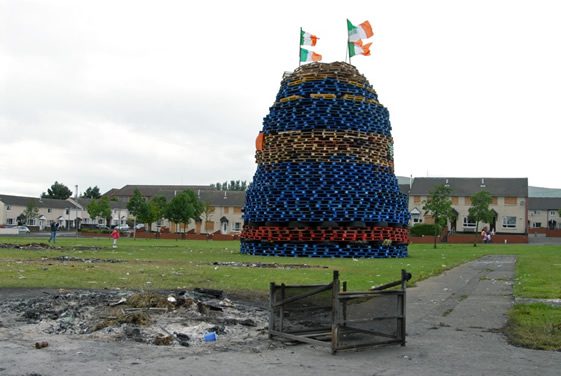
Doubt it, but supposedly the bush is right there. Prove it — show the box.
[410,223,439,237]
[79,228,111,234]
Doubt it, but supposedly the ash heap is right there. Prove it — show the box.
[241,62,409,258]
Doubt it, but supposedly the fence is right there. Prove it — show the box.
[269,270,409,354]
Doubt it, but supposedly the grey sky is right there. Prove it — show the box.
[1,0,560,197]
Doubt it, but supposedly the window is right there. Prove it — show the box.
[65,208,70,215]
[491,197,498,205]
[463,216,476,228]
[48,208,52,213]
[502,216,517,228]
[550,211,557,217]
[233,222,241,231]
[413,196,421,204]
[233,207,242,214]
[6,205,11,210]
[451,197,459,205]
[504,197,517,205]
[7,218,14,225]
[224,207,230,214]
[533,222,542,228]
[28,219,36,226]
[464,197,472,205]
[411,213,422,224]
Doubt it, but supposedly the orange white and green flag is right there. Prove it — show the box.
[348,39,372,57]
[347,19,374,42]
[300,29,319,46]
[300,48,322,62]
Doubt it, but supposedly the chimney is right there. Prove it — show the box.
[75,185,78,199]
[224,191,228,199]
[197,189,200,198]
[480,178,486,188]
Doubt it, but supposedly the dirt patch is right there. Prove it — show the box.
[0,243,103,251]
[43,256,123,263]
[0,288,273,352]
[0,243,53,250]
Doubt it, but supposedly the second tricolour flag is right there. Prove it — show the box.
[300,48,322,62]
[348,40,372,57]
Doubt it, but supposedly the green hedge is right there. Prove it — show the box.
[410,223,439,237]
[79,228,112,234]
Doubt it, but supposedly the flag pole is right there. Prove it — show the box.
[299,27,302,67]
[346,19,351,65]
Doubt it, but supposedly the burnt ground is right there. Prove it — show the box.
[1,255,561,376]
[0,288,273,353]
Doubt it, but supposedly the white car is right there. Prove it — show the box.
[17,226,30,233]
[115,224,130,231]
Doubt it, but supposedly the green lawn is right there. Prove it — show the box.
[1,236,560,349]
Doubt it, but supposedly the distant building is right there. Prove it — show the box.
[103,185,244,235]
[73,198,130,228]
[528,197,561,230]
[408,177,528,234]
[0,194,81,230]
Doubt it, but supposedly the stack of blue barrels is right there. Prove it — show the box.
[241,62,409,258]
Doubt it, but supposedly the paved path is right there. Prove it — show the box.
[1,255,560,376]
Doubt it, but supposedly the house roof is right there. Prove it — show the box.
[144,190,246,207]
[76,198,129,210]
[199,190,245,207]
[528,197,561,210]
[0,194,81,209]
[409,177,528,197]
[106,185,215,197]
[399,184,410,195]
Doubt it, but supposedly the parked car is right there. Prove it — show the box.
[135,224,145,230]
[17,226,30,233]
[115,224,130,231]
[96,224,110,230]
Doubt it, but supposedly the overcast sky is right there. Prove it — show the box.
[1,0,560,197]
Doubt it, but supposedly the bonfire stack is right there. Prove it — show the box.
[241,62,409,258]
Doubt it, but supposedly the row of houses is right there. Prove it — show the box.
[0,185,246,235]
[2,178,561,237]
[404,177,561,234]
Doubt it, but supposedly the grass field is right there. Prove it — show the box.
[1,236,560,349]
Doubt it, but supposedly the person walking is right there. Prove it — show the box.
[111,227,120,249]
[48,222,59,243]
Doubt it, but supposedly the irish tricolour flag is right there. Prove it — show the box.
[300,29,319,46]
[347,19,374,42]
[348,40,372,57]
[300,48,322,62]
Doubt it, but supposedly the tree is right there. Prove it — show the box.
[165,190,204,237]
[468,191,494,247]
[42,181,73,199]
[137,196,167,232]
[23,201,40,226]
[82,186,101,199]
[87,197,111,227]
[212,180,249,191]
[423,184,454,249]
[127,189,147,239]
